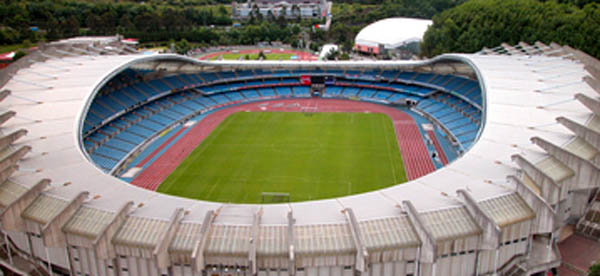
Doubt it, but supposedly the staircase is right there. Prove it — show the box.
[576,190,600,238]
[0,234,51,276]
[502,262,527,276]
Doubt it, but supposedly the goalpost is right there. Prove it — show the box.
[300,106,318,116]
[261,192,290,203]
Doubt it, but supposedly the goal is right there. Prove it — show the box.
[261,192,291,203]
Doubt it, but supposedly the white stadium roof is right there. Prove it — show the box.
[354,17,433,49]
[0,40,598,274]
[1,49,596,222]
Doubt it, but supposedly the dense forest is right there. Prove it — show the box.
[0,0,465,50]
[1,0,598,58]
[420,0,600,58]
[0,0,232,44]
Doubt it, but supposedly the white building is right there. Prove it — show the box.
[354,18,432,57]
[232,0,329,20]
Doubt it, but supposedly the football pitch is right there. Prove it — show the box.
[209,53,295,60]
[157,111,407,203]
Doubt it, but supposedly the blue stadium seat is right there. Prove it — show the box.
[413,73,437,83]
[397,72,417,81]
[226,92,244,101]
[186,74,204,84]
[219,71,236,80]
[236,70,254,78]
[263,79,281,85]
[90,153,118,171]
[272,71,292,77]
[380,71,397,80]
[325,86,343,96]
[114,131,145,144]
[228,82,245,90]
[198,72,218,83]
[245,80,263,87]
[281,78,299,84]
[148,79,172,92]
[258,88,275,97]
[374,91,392,100]
[358,89,376,99]
[342,87,360,97]
[242,90,259,99]
[293,86,310,96]
[163,76,186,89]
[210,94,229,104]
[387,93,408,102]
[275,87,292,96]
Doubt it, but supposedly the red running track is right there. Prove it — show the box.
[198,48,317,61]
[131,98,435,190]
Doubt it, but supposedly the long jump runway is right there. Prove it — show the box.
[131,98,435,190]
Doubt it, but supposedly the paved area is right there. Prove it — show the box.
[558,233,600,275]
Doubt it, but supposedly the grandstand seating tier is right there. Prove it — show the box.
[83,70,482,172]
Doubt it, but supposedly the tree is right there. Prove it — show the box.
[86,14,103,33]
[266,10,275,21]
[590,262,600,276]
[258,50,267,60]
[218,5,228,16]
[0,27,19,44]
[118,14,135,32]
[12,50,26,61]
[420,0,600,58]
[22,39,31,49]
[61,15,80,38]
[251,4,260,19]
[326,47,339,60]
[45,16,61,41]
[291,5,300,19]
[100,11,117,34]
[174,38,191,55]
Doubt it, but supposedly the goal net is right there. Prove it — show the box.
[261,192,291,203]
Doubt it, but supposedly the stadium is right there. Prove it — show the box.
[0,37,598,276]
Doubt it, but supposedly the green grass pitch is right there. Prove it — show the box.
[157,111,407,203]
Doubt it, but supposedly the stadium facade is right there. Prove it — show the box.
[0,38,598,276]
